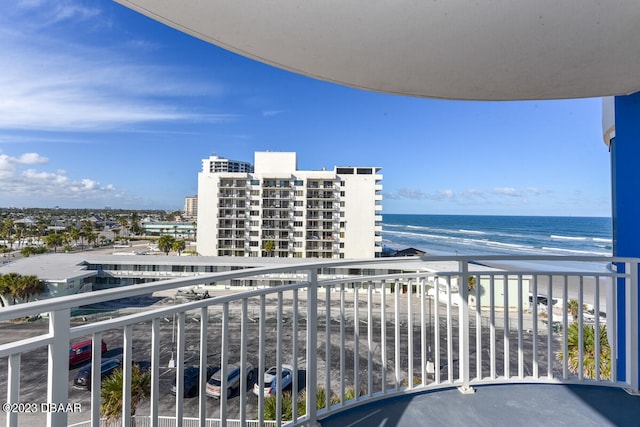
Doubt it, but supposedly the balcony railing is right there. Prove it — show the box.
[0,256,638,427]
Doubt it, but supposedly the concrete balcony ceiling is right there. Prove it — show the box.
[116,0,640,100]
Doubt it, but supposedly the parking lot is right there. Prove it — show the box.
[0,292,316,426]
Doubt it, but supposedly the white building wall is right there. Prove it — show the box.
[196,172,221,256]
[197,152,381,259]
[340,168,382,258]
[254,152,297,174]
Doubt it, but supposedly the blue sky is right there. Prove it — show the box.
[0,1,611,216]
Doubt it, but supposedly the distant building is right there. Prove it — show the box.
[142,221,195,239]
[395,247,427,257]
[202,153,254,173]
[197,151,382,258]
[184,195,198,218]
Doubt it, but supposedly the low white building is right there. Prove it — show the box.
[197,152,383,258]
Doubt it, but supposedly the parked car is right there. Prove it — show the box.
[72,358,122,390]
[171,365,218,398]
[205,363,254,398]
[69,339,107,367]
[253,365,293,397]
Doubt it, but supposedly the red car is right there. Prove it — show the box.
[69,339,107,367]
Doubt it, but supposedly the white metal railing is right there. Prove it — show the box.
[1,256,638,427]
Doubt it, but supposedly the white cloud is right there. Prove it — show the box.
[0,151,118,204]
[493,187,524,197]
[0,4,232,132]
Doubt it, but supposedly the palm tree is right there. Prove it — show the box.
[0,275,11,307]
[172,239,186,256]
[44,233,63,253]
[2,219,15,251]
[119,218,128,239]
[100,364,151,425]
[69,227,80,249]
[557,322,610,380]
[1,273,22,305]
[22,275,47,302]
[567,299,584,323]
[158,235,175,255]
[264,240,276,257]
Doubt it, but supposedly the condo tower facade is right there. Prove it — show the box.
[197,152,382,258]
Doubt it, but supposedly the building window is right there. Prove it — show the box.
[357,168,373,174]
[251,179,260,185]
[294,180,303,186]
[294,221,303,227]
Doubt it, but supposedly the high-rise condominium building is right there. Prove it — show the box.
[197,152,382,258]
[184,195,198,218]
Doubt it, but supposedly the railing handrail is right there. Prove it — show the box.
[1,255,633,322]
[1,255,638,427]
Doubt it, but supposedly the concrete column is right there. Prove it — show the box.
[612,92,640,384]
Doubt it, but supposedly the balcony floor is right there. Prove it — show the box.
[319,384,640,427]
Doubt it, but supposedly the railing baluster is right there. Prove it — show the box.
[578,277,584,381]
[123,324,133,427]
[562,275,569,380]
[239,299,248,426]
[420,278,426,385]
[395,279,401,390]
[594,277,601,382]
[258,295,265,426]
[276,292,283,426]
[150,319,160,427]
[627,261,639,393]
[367,281,373,397]
[47,308,70,427]
[490,275,496,380]
[532,275,538,379]
[220,303,229,423]
[407,278,413,389]
[446,277,453,383]
[547,275,553,380]
[306,269,319,425]
[504,274,510,379]
[517,275,524,379]
[292,289,299,422]
[476,274,482,382]
[459,261,470,391]
[353,282,360,399]
[381,280,387,394]
[7,353,20,427]
[176,312,186,425]
[434,276,441,384]
[90,331,102,427]
[339,283,345,404]
[326,285,332,407]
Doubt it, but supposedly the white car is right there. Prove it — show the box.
[253,365,294,397]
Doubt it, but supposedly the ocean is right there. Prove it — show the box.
[382,214,612,257]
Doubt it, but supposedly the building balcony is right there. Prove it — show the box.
[1,256,638,427]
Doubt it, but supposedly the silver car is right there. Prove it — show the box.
[205,363,254,398]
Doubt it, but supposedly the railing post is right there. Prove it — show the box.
[7,354,20,427]
[306,269,318,425]
[47,308,70,427]
[458,260,473,394]
[626,261,639,393]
